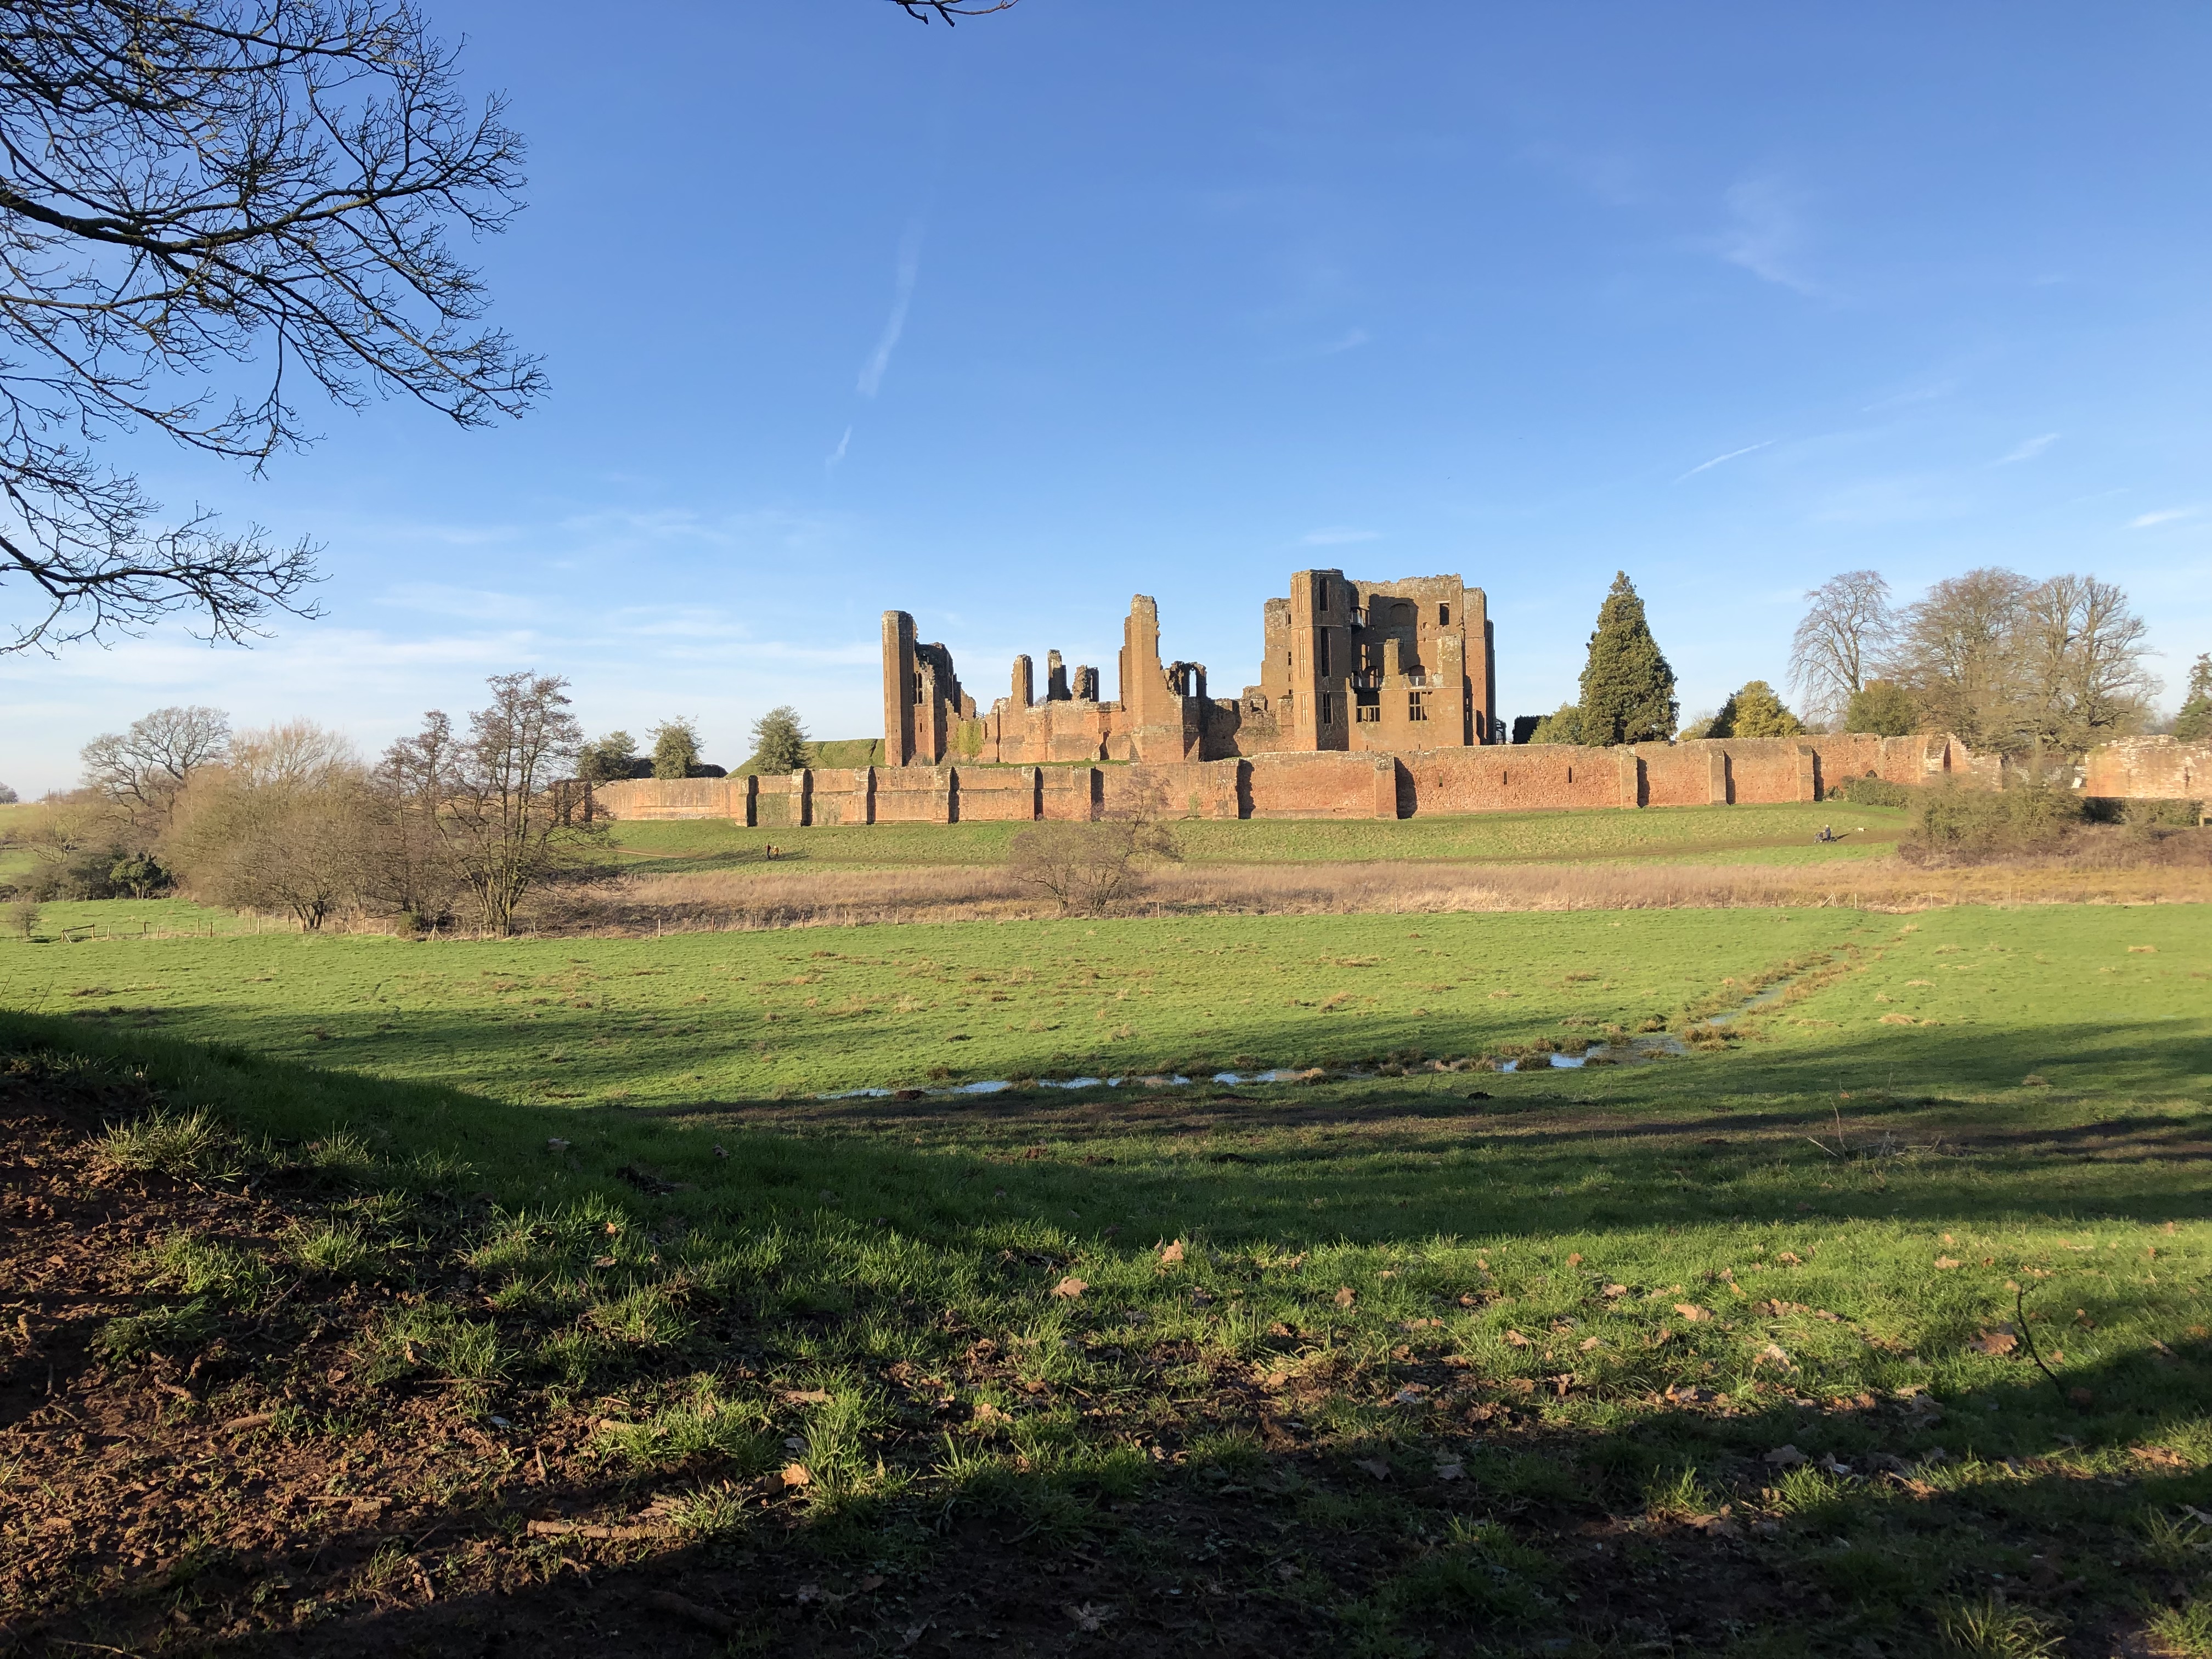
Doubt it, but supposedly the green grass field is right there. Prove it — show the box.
[2,898,2208,1653]
[13,902,2200,1106]
[605,800,1907,876]
[5,854,2210,1652]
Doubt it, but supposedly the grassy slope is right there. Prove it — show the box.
[607,800,1908,876]
[0,906,1881,1102]
[1,906,2204,1109]
[2,901,2208,1652]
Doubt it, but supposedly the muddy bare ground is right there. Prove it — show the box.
[1,1054,2198,1657]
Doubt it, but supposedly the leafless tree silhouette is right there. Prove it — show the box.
[0,0,541,652]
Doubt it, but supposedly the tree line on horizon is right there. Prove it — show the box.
[0,689,822,936]
[1515,568,2204,761]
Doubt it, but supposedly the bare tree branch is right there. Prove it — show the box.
[889,0,1019,22]
[0,0,540,651]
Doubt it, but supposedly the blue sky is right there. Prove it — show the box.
[3,1,2207,793]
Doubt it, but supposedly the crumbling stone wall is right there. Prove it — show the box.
[593,729,1995,831]
[2083,736,2210,802]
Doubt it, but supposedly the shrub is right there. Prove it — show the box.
[2081,797,2203,828]
[1831,775,1912,808]
[23,844,171,901]
[1901,784,2083,865]
[4,899,38,939]
[1007,778,1183,915]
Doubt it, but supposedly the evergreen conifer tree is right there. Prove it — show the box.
[2174,653,2212,743]
[650,719,702,780]
[749,706,812,774]
[1843,680,1920,737]
[1706,680,1804,740]
[1576,572,1678,744]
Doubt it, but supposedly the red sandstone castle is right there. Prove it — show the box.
[882,570,1499,767]
[595,566,2174,827]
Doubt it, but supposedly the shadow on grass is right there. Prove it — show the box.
[4,1010,2210,1656]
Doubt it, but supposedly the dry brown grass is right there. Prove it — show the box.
[541,854,2212,935]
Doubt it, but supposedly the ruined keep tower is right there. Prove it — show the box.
[880,570,1496,768]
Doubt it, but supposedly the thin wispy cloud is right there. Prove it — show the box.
[1998,433,2058,464]
[825,425,853,473]
[2130,507,2194,528]
[1717,176,1825,297]
[1300,526,1380,545]
[1676,441,1773,482]
[1316,327,1370,356]
[856,220,926,400]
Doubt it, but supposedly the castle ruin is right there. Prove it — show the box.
[882,570,1498,767]
[592,566,2023,828]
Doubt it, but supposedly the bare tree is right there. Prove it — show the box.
[1007,774,1182,915]
[162,721,368,928]
[0,0,541,652]
[79,704,230,824]
[360,707,464,924]
[2013,574,2157,754]
[383,672,599,934]
[1787,570,1895,729]
[1889,568,2035,753]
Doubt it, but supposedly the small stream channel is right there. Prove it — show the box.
[818,963,1819,1100]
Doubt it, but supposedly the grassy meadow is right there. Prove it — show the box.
[4,886,2211,1653]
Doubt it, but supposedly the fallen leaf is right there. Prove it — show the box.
[1674,1303,1712,1323]
[1602,1283,1628,1298]
[545,1138,570,1153]
[1578,1335,1601,1352]
[1776,1251,1803,1266]
[857,1574,885,1592]
[1763,1444,1808,1468]
[1817,1453,1853,1476]
[1334,1286,1356,1308]
[1354,1457,1391,1480]
[1756,1342,1795,1369]
[1503,1328,1533,1348]
[1158,1240,1185,1265]
[1434,1459,1464,1481]
[1051,1277,1088,1299]
[1567,1252,1584,1266]
[780,1463,812,1489]
[781,1389,832,1405]
[1933,1256,1960,1269]
[972,1401,1011,1424]
[1967,1329,2019,1357]
[1065,1602,1114,1633]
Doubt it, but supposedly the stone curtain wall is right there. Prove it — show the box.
[591,733,1995,827]
[2082,736,2210,803]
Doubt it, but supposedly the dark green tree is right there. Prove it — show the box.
[1525,702,1585,745]
[750,706,812,774]
[1844,680,1920,737]
[650,719,702,780]
[576,731,640,783]
[1576,572,1677,745]
[1706,680,1804,740]
[2173,653,2212,743]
